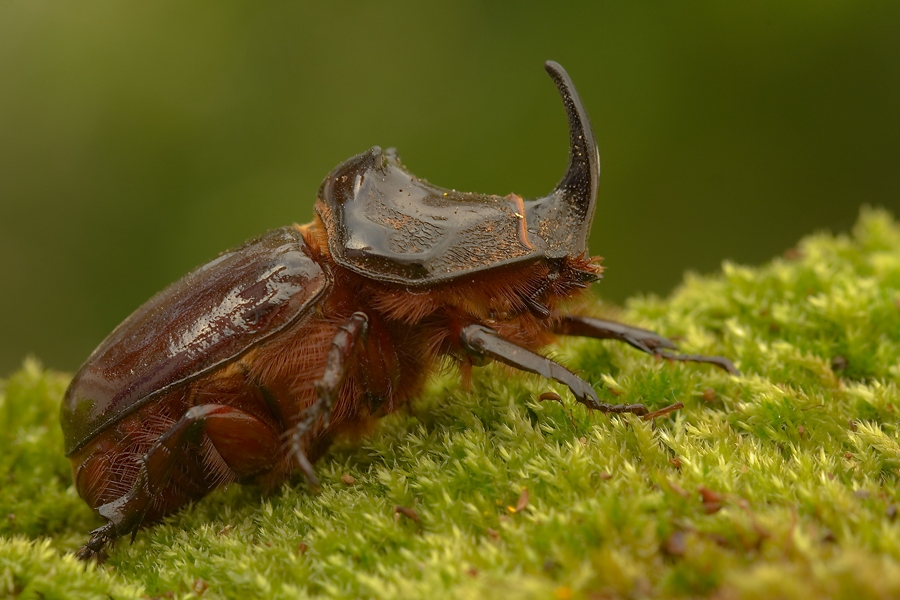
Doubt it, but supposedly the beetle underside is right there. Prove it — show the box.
[63,62,736,561]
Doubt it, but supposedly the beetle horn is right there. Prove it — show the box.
[546,60,599,223]
[525,61,599,258]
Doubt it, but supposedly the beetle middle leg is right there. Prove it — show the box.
[553,315,738,374]
[76,404,280,560]
[459,323,648,415]
[285,311,369,488]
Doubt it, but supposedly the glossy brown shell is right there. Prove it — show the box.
[316,146,542,284]
[61,226,331,455]
[316,61,599,286]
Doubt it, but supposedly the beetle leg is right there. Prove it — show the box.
[553,315,738,374]
[76,404,278,561]
[519,291,552,318]
[74,521,117,561]
[286,311,369,488]
[460,323,647,416]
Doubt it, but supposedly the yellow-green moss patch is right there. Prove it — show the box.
[2,208,899,599]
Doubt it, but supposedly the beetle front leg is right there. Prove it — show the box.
[286,312,369,488]
[460,323,648,416]
[554,315,738,374]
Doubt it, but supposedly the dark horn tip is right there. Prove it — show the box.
[543,60,565,78]
[541,59,597,164]
[543,61,575,100]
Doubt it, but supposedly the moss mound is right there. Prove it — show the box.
[2,208,900,599]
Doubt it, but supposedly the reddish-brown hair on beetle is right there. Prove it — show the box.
[61,61,736,560]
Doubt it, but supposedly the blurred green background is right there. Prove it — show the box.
[1,2,898,376]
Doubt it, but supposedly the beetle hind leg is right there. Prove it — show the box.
[74,521,117,561]
[554,315,738,374]
[74,404,280,561]
[285,312,369,489]
[459,323,648,416]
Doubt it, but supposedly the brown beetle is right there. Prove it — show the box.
[62,61,736,560]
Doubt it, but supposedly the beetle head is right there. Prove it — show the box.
[316,61,600,285]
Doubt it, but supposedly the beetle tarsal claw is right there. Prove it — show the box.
[74,521,117,561]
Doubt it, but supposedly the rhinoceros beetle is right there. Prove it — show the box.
[62,61,736,560]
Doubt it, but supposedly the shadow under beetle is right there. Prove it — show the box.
[62,61,736,560]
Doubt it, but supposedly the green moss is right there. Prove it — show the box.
[3,208,900,599]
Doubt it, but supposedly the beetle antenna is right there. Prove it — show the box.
[544,61,599,245]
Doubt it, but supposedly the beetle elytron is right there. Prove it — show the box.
[62,61,736,559]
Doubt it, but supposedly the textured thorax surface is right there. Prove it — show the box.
[316,147,582,287]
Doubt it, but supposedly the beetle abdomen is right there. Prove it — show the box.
[71,357,290,524]
[69,386,218,522]
[62,226,331,456]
